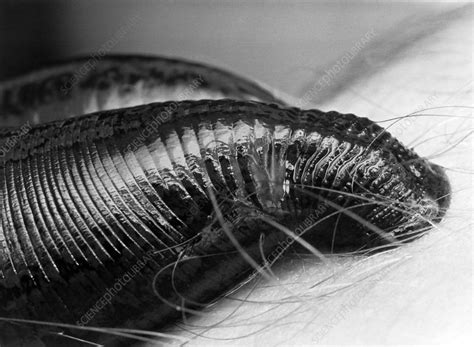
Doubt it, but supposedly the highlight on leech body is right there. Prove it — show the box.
[0,55,452,346]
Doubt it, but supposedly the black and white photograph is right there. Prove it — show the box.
[0,1,472,346]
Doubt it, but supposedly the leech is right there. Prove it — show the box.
[0,55,450,346]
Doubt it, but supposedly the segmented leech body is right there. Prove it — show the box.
[0,54,282,128]
[0,56,450,345]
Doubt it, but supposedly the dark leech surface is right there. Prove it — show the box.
[0,55,284,127]
[0,95,451,346]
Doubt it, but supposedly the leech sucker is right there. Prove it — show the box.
[0,98,450,344]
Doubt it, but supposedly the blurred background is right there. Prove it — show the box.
[0,0,451,100]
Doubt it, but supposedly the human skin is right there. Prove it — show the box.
[155,4,472,346]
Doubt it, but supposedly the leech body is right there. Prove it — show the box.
[0,55,282,128]
[0,56,450,345]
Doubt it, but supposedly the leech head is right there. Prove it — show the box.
[193,103,452,252]
[248,109,453,252]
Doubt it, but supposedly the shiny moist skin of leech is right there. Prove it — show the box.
[0,99,450,345]
[0,54,283,128]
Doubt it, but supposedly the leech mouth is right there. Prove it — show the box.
[427,163,452,220]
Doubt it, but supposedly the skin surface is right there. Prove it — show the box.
[157,4,472,346]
